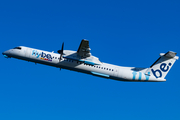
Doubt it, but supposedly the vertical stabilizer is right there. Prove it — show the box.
[145,51,178,79]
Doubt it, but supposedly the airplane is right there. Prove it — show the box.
[2,39,179,82]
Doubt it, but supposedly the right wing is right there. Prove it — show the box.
[77,39,91,58]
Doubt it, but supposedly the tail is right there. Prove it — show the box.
[145,51,179,79]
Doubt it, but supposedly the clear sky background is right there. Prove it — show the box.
[0,0,180,120]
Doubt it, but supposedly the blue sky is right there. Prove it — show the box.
[0,0,180,119]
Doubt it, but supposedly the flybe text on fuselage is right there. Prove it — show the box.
[32,50,52,61]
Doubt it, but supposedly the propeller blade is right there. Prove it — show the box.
[61,42,64,51]
[57,42,64,62]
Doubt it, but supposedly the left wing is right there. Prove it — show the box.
[63,39,101,65]
[77,39,91,58]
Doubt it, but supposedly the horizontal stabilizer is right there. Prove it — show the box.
[160,51,179,59]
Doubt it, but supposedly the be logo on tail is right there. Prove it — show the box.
[151,63,172,78]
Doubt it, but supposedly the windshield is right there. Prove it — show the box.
[13,47,22,50]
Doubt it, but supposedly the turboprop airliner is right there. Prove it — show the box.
[2,39,179,82]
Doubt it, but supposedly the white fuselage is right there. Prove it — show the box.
[2,46,166,82]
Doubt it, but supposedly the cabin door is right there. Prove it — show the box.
[25,48,31,57]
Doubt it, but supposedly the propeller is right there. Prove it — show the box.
[57,42,64,62]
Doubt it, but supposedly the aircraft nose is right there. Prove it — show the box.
[2,51,5,55]
[2,51,7,55]
[2,51,10,58]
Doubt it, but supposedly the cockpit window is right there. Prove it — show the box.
[13,47,22,50]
